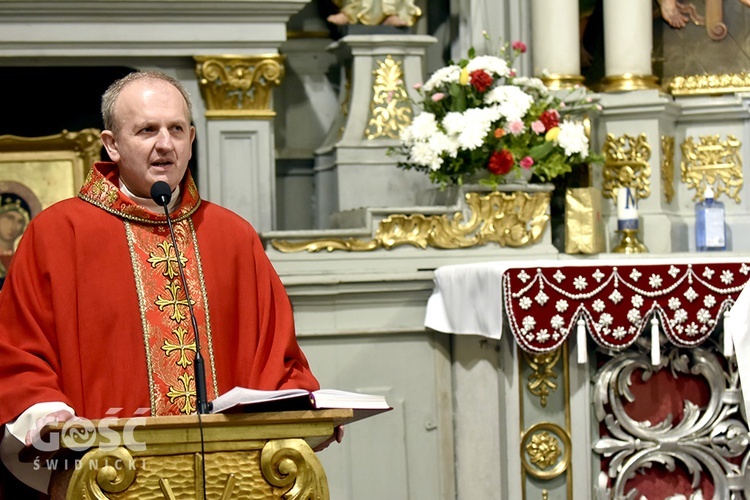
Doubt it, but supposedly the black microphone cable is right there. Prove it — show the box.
[151,181,211,500]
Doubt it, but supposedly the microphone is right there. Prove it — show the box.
[150,181,212,414]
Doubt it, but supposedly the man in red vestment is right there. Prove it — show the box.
[0,71,335,497]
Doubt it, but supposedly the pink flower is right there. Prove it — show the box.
[512,41,527,53]
[508,120,524,135]
[531,120,546,134]
[431,92,445,102]
[520,156,534,169]
[413,82,423,90]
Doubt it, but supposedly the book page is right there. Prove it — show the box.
[211,387,311,414]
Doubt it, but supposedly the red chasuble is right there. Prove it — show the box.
[0,162,319,423]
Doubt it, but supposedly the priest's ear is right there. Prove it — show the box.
[100,130,121,163]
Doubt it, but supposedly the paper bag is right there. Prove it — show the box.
[565,187,605,254]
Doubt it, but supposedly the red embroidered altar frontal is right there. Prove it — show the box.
[502,261,750,353]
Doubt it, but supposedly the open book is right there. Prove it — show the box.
[210,387,392,422]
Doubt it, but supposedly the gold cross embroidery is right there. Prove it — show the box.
[161,326,196,368]
[148,241,187,280]
[155,281,191,323]
[167,373,196,415]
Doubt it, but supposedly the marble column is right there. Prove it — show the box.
[600,0,659,91]
[194,55,285,233]
[530,0,583,89]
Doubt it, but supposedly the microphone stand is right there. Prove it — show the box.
[157,200,212,415]
[152,182,210,500]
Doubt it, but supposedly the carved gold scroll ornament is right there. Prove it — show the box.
[602,133,651,202]
[271,190,552,252]
[680,134,743,202]
[194,55,285,119]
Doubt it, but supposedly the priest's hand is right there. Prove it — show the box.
[313,425,345,452]
[25,409,75,447]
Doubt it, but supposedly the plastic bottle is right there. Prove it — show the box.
[695,185,726,251]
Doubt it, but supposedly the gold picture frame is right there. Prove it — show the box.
[0,128,101,212]
[0,128,101,286]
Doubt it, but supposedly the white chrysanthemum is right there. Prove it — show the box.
[484,85,533,122]
[466,55,510,78]
[442,111,465,136]
[408,141,443,171]
[513,76,549,96]
[423,65,461,92]
[409,112,439,141]
[556,120,589,158]
[399,124,415,145]
[453,107,496,150]
[428,131,459,158]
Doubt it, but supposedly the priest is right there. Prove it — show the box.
[0,71,326,496]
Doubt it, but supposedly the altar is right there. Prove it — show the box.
[425,255,750,499]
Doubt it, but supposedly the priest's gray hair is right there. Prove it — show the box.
[101,71,194,133]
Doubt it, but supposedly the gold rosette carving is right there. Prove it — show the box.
[520,422,571,481]
[261,439,329,499]
[194,55,285,118]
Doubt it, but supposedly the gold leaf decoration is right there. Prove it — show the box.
[523,349,561,408]
[602,133,652,201]
[194,55,285,117]
[661,135,675,204]
[271,190,552,252]
[365,55,412,140]
[680,135,743,202]
[668,72,750,96]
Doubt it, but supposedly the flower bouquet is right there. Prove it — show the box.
[391,37,601,189]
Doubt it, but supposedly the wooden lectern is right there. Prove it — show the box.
[27,409,351,499]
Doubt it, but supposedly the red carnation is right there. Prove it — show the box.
[539,109,560,131]
[512,41,527,53]
[487,150,514,175]
[469,69,493,93]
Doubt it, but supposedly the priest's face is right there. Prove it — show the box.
[101,78,195,198]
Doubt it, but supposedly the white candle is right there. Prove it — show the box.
[617,187,638,220]
[617,187,638,230]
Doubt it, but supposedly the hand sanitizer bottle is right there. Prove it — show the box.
[695,185,726,251]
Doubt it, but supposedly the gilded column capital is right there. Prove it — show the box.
[194,55,285,119]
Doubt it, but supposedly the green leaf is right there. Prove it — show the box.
[528,140,554,160]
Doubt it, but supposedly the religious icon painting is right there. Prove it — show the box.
[0,182,40,289]
[0,128,100,289]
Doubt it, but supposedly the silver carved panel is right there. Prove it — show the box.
[592,342,749,499]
